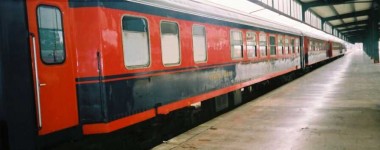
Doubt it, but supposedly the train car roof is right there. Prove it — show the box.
[130,0,302,35]
[129,0,346,44]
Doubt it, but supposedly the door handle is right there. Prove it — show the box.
[30,33,42,129]
[39,83,47,87]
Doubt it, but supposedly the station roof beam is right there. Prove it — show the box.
[323,10,370,22]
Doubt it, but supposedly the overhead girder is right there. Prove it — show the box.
[343,29,369,36]
[324,10,370,21]
[341,28,380,35]
[254,0,376,43]
[347,35,364,39]
[350,2,358,24]
[342,31,365,37]
[344,31,366,37]
[334,20,368,28]
[348,36,364,42]
[302,0,373,9]
[302,0,352,9]
[339,26,367,32]
[338,24,367,30]
[351,31,380,38]
[347,34,364,39]
[328,5,345,24]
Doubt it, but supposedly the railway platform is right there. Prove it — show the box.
[154,49,380,150]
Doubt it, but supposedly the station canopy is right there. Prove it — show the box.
[203,0,378,43]
[299,0,378,42]
[199,0,347,44]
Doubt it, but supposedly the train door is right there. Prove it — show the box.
[300,37,305,68]
[303,37,309,65]
[26,1,79,135]
[327,41,333,57]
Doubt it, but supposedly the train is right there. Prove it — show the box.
[0,0,346,149]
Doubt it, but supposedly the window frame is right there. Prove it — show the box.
[246,31,257,58]
[230,29,244,60]
[259,31,267,57]
[121,14,152,69]
[291,38,295,54]
[269,34,277,56]
[295,38,300,53]
[309,41,313,51]
[192,24,208,63]
[277,35,283,55]
[36,5,66,65]
[287,37,292,54]
[160,20,181,67]
[284,36,289,54]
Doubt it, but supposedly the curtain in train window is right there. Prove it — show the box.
[193,25,207,62]
[314,42,319,51]
[277,35,283,55]
[309,41,313,51]
[284,37,289,54]
[122,16,150,68]
[37,6,65,64]
[323,43,326,51]
[230,30,243,59]
[259,32,267,56]
[291,39,295,53]
[161,21,180,65]
[269,36,276,55]
[295,39,300,53]
[246,32,257,58]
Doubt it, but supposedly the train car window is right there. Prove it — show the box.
[278,35,283,55]
[316,41,319,51]
[284,37,289,54]
[334,43,339,50]
[37,6,65,64]
[192,25,207,62]
[246,31,257,58]
[309,41,313,51]
[314,41,317,51]
[161,21,180,65]
[314,42,317,51]
[269,36,276,55]
[230,30,243,59]
[291,39,295,53]
[295,39,299,53]
[259,32,267,56]
[286,37,290,54]
[122,16,150,68]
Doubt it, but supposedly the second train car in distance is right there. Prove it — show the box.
[4,0,346,148]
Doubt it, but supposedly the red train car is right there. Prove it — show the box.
[0,0,345,149]
[303,36,345,65]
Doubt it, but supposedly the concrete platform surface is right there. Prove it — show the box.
[153,50,380,150]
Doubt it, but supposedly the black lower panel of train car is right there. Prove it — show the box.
[77,56,300,124]
[77,64,236,123]
[0,1,37,149]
